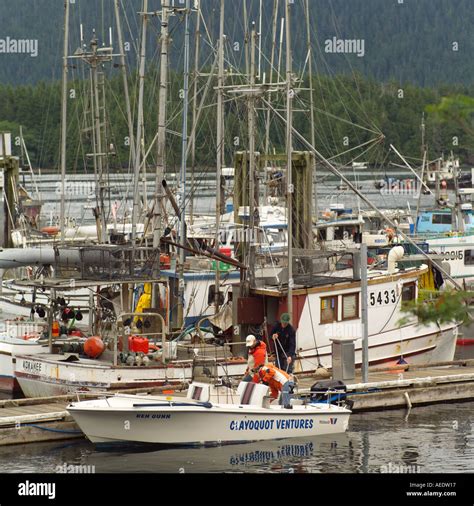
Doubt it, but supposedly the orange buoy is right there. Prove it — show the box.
[40,226,60,235]
[84,336,105,358]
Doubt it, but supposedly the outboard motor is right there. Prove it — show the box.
[310,379,347,405]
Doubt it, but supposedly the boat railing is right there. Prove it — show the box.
[305,388,349,408]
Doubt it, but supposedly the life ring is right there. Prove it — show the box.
[40,226,60,236]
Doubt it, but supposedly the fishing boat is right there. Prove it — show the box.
[412,203,474,288]
[66,380,351,445]
[10,269,247,397]
[0,319,48,393]
[247,249,458,372]
[14,347,247,398]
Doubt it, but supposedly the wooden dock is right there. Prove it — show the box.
[298,359,474,411]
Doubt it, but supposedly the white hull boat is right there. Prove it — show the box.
[253,264,459,373]
[14,354,247,398]
[0,336,47,393]
[67,382,351,445]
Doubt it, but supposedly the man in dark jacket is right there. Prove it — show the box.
[270,313,296,373]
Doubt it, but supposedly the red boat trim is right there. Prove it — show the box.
[456,338,474,346]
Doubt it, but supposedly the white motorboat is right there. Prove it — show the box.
[67,381,351,446]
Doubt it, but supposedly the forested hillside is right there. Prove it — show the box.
[0,0,473,86]
[0,0,473,171]
[0,72,472,170]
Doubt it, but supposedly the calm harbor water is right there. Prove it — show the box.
[0,400,472,473]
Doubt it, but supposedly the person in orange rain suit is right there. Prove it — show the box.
[243,335,268,383]
[257,363,295,407]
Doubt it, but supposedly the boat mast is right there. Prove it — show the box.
[214,0,225,314]
[414,113,427,233]
[177,0,192,327]
[131,0,148,244]
[152,0,170,307]
[263,0,278,203]
[305,0,317,221]
[91,34,108,244]
[257,0,262,80]
[242,0,250,77]
[189,1,201,225]
[248,22,257,288]
[113,0,136,168]
[60,0,70,244]
[285,0,294,320]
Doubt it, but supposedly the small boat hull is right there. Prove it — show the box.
[68,399,350,445]
[0,337,47,393]
[14,353,248,398]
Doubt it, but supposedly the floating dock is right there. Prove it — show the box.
[299,358,474,411]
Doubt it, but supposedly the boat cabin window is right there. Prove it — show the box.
[321,296,338,324]
[335,254,353,270]
[334,227,344,240]
[465,250,474,265]
[432,214,452,225]
[401,282,416,302]
[342,293,359,320]
[208,285,225,306]
[265,229,285,244]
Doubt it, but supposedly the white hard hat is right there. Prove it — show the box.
[245,334,257,347]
